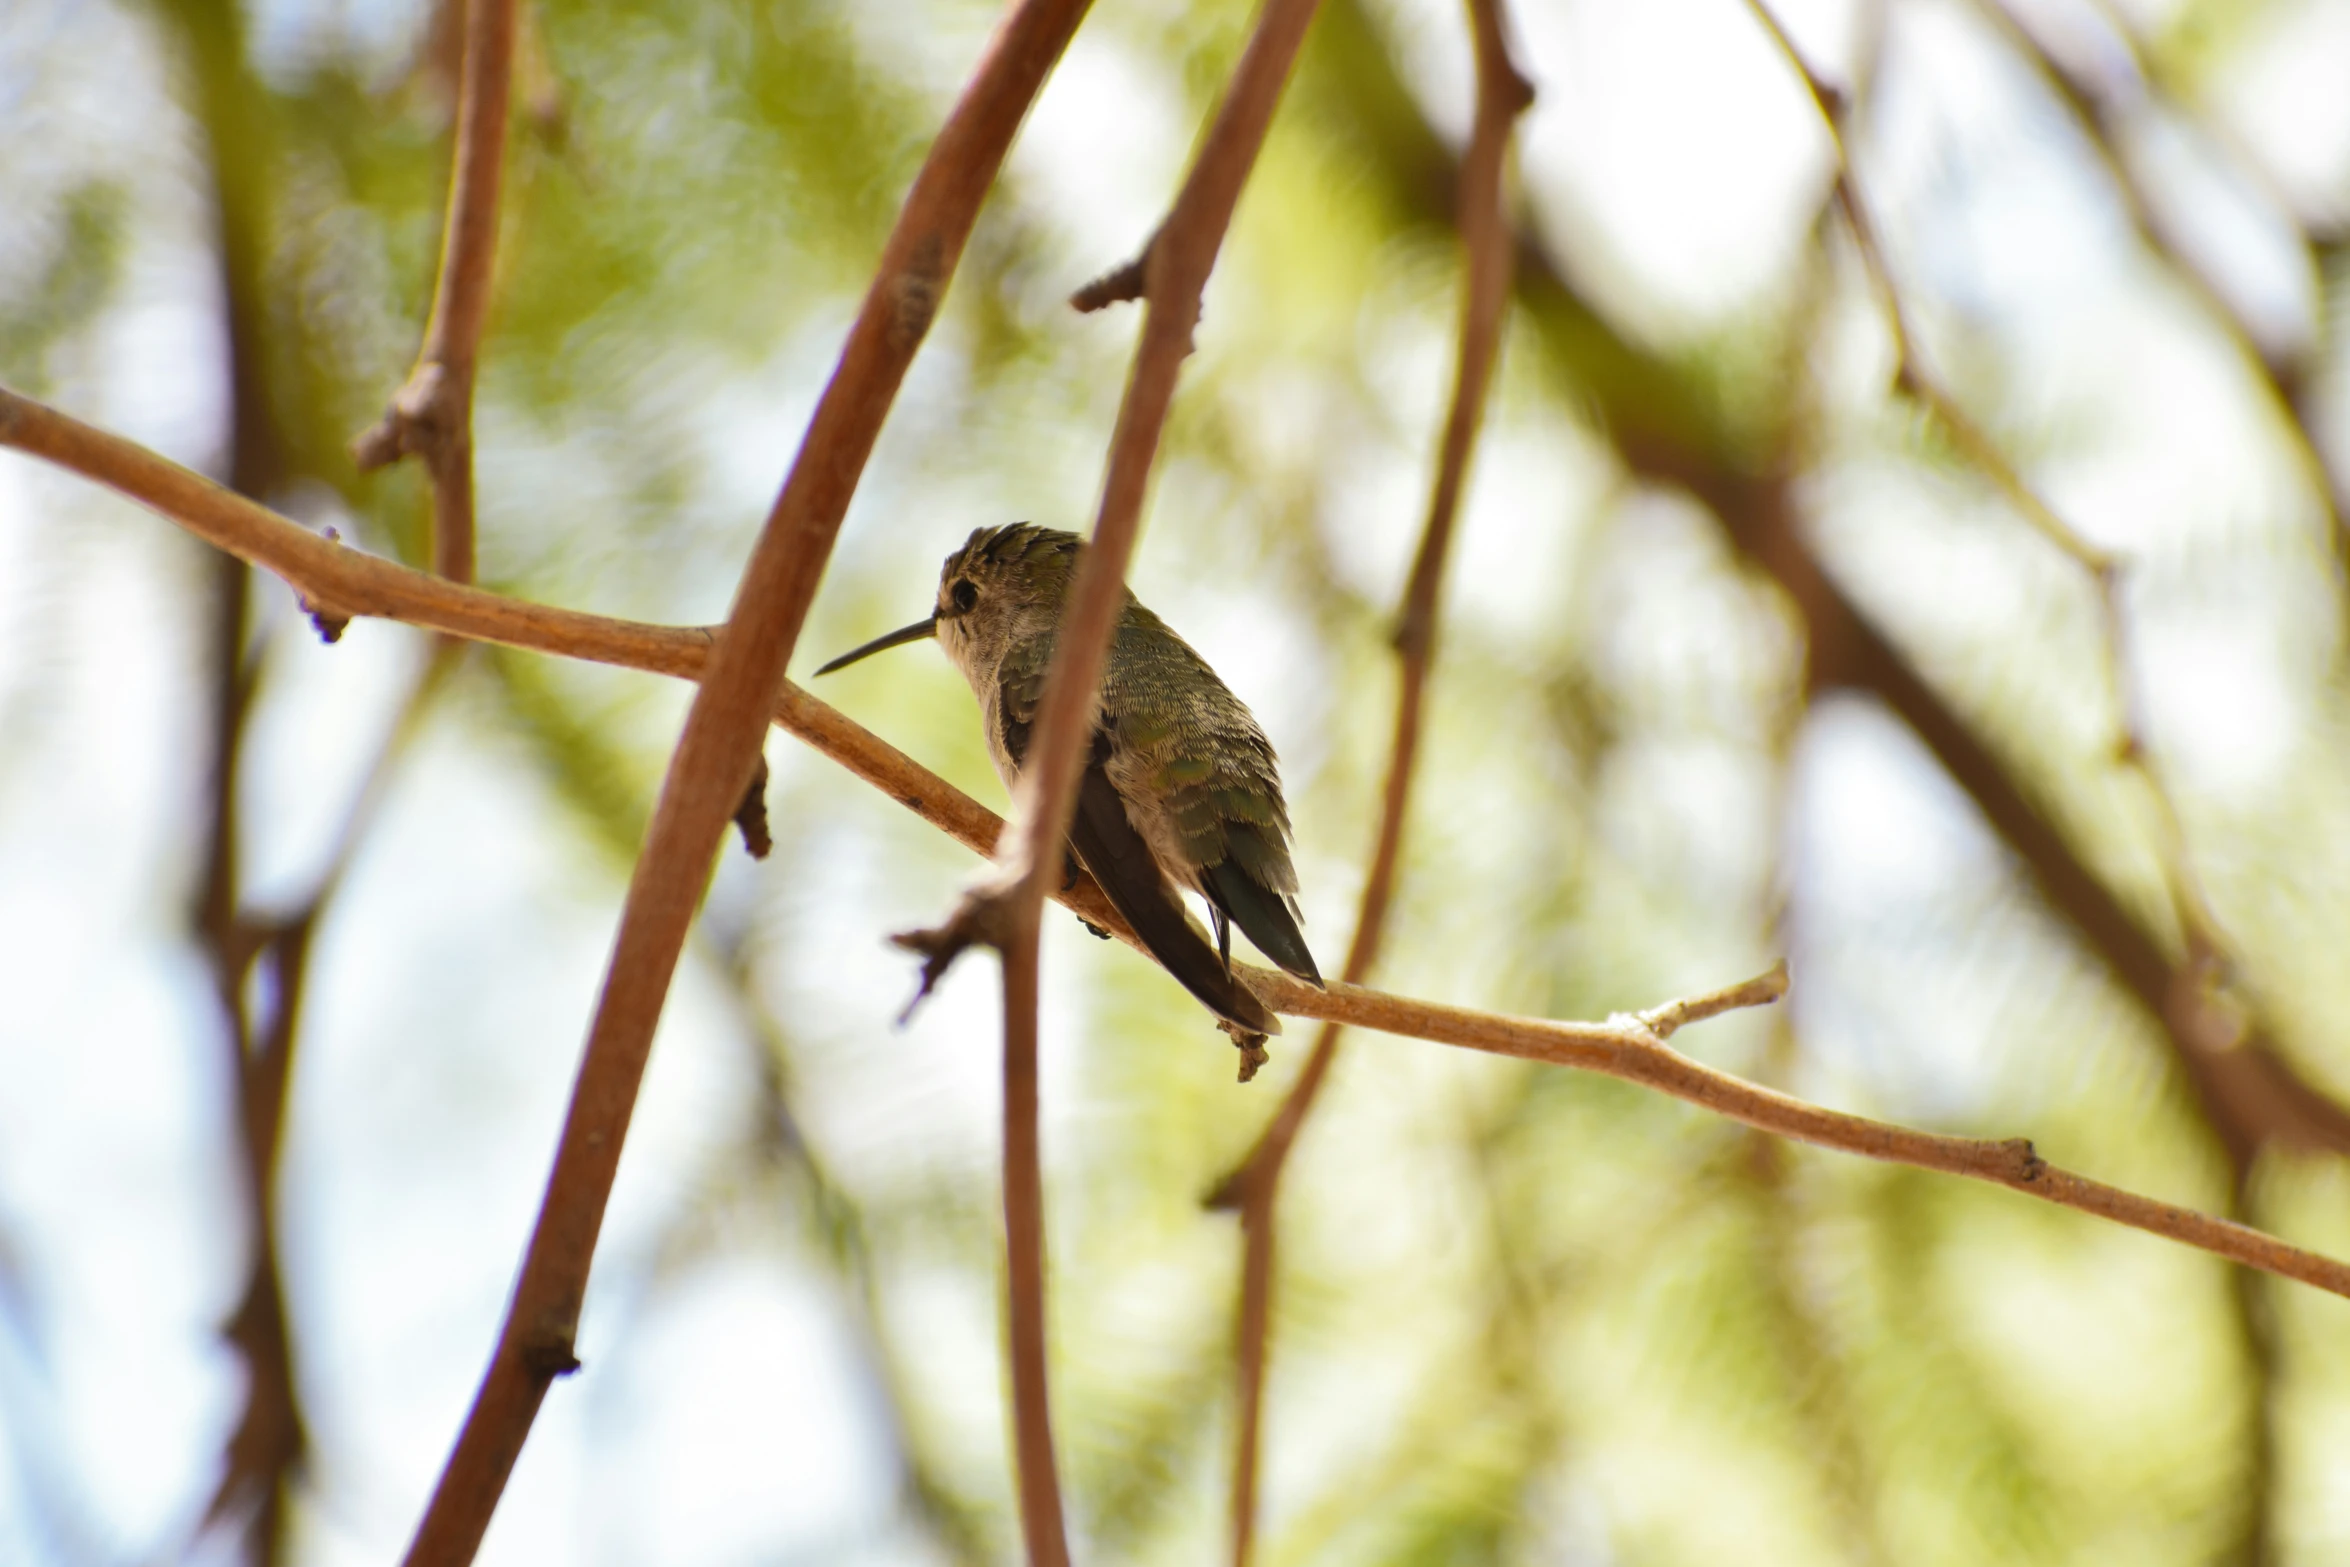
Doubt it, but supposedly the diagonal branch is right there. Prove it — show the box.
[198,643,453,1565]
[1729,3,2350,1188]
[186,553,307,1567]
[1964,0,2350,579]
[163,10,306,1544]
[370,0,1097,1559]
[16,383,2350,1305]
[352,0,519,585]
[1207,3,1530,1562]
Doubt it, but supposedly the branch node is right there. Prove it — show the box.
[1202,1166,1249,1212]
[2003,1137,2047,1183]
[890,880,1023,1020]
[1496,62,1536,115]
[518,1333,582,1382]
[352,361,459,474]
[1811,75,1847,124]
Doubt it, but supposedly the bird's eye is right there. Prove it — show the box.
[950,578,979,613]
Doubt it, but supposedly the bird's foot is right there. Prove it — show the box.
[1219,1020,1272,1084]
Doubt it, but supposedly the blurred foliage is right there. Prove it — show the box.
[8,0,2350,1563]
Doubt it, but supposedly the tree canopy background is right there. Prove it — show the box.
[5,0,2350,1562]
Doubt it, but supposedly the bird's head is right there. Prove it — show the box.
[815,523,1082,683]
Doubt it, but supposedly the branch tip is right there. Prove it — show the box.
[1222,1021,1272,1084]
[733,753,773,859]
[1070,250,1150,312]
[1202,1168,1247,1213]
[889,886,1019,1021]
[1635,960,1790,1040]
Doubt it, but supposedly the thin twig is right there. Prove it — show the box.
[187,552,308,1567]
[1745,0,2235,1061]
[370,0,1096,1558]
[995,903,1065,1567]
[1966,0,2350,578]
[1299,0,2350,1231]
[890,4,1325,1555]
[1209,3,1529,1561]
[1295,11,2350,1170]
[352,0,518,585]
[173,26,302,1537]
[199,643,455,1563]
[16,385,2350,1306]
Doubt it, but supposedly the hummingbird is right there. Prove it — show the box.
[815,523,1323,1043]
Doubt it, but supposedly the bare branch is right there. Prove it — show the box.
[893,4,1327,1555]
[1289,0,2350,1173]
[352,0,519,585]
[995,906,1065,1567]
[167,20,310,1536]
[358,0,1097,1557]
[1212,3,1529,1561]
[15,384,2350,1308]
[0,380,721,678]
[1746,0,2249,1128]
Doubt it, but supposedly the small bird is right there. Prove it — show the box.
[816,523,1322,1042]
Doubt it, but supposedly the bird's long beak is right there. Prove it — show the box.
[813,616,937,676]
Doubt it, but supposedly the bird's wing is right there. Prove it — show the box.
[1103,607,1323,989]
[1200,853,1323,988]
[998,681,1280,1037]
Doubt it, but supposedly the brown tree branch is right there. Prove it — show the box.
[164,8,304,1544]
[15,384,2350,1316]
[892,5,1324,1556]
[5,391,2331,1188]
[187,552,308,1567]
[1209,4,1530,1561]
[352,0,519,585]
[994,900,1064,1567]
[1737,1,2345,1182]
[197,645,454,1564]
[375,0,1097,1559]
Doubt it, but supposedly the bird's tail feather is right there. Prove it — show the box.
[1068,763,1281,1037]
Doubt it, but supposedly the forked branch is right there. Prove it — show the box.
[1214,1,1530,1561]
[1745,0,2237,1074]
[352,0,519,585]
[11,381,2350,1317]
[356,0,1100,1558]
[888,5,1327,1558]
